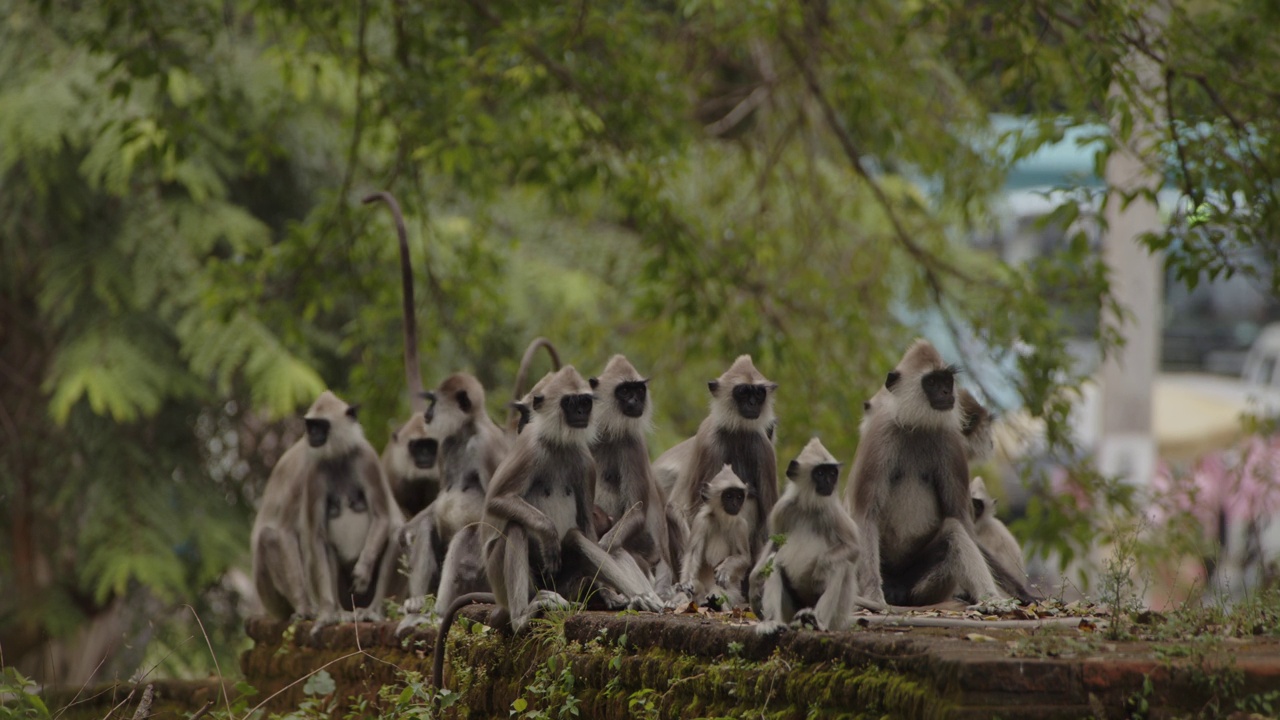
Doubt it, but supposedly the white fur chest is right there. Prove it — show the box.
[435,487,484,542]
[529,482,579,540]
[328,507,370,565]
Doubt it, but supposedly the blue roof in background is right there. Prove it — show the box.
[992,115,1108,191]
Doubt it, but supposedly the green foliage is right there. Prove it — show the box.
[5,0,1280,686]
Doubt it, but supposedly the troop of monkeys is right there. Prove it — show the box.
[249,193,1037,683]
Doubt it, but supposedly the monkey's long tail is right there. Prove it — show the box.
[362,191,426,411]
[506,337,563,431]
[432,592,497,689]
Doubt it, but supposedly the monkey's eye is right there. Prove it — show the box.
[885,371,901,389]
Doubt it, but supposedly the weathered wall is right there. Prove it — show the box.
[39,609,1280,719]
[237,609,1280,719]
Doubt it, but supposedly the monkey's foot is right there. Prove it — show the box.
[791,608,826,631]
[755,620,789,636]
[402,595,431,615]
[664,590,694,611]
[626,591,664,613]
[309,610,354,638]
[395,613,431,638]
[352,607,383,623]
[511,592,573,633]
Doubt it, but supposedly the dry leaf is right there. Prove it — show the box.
[966,633,998,643]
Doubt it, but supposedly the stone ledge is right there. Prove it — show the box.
[237,610,1280,719]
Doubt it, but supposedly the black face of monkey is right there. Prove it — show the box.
[614,381,647,418]
[921,368,956,411]
[720,487,745,516]
[423,393,438,423]
[409,438,438,469]
[305,418,331,447]
[560,393,594,429]
[811,463,840,497]
[732,384,768,420]
[514,403,533,433]
[971,497,987,520]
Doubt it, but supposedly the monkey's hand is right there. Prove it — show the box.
[533,531,562,574]
[351,559,374,594]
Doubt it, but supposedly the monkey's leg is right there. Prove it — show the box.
[712,554,753,606]
[348,532,401,623]
[255,528,315,619]
[436,526,489,612]
[400,512,442,613]
[488,524,556,634]
[808,560,874,632]
[311,551,354,637]
[563,530,662,612]
[904,519,1001,605]
[759,563,794,625]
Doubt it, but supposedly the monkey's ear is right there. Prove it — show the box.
[589,377,599,390]
[391,430,399,442]
[532,394,545,410]
[863,400,872,412]
[345,404,360,419]
[456,390,472,413]
[422,391,437,403]
[785,460,800,479]
[885,371,901,390]
[707,380,719,395]
[769,382,779,392]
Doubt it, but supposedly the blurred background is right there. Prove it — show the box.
[3,0,1280,687]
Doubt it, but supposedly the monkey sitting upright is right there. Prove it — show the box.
[844,340,1029,606]
[588,355,681,581]
[382,412,440,518]
[673,464,753,609]
[752,439,885,631]
[253,390,402,629]
[670,355,779,556]
[483,366,662,633]
[397,373,510,632]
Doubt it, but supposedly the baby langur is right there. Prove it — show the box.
[675,465,753,609]
[970,476,1028,585]
[958,388,995,466]
[752,439,885,632]
[398,374,510,632]
[845,340,1007,607]
[483,366,661,633]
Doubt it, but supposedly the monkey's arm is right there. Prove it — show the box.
[678,513,709,590]
[353,453,394,592]
[751,440,779,551]
[599,501,645,553]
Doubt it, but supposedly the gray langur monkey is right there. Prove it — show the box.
[670,355,779,555]
[482,366,662,633]
[674,465,753,608]
[252,391,403,629]
[588,355,683,582]
[970,476,1028,585]
[397,373,510,631]
[381,413,440,519]
[845,340,1015,606]
[363,191,438,518]
[752,439,885,631]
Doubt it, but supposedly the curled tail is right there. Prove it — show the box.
[506,337,562,431]
[432,591,496,688]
